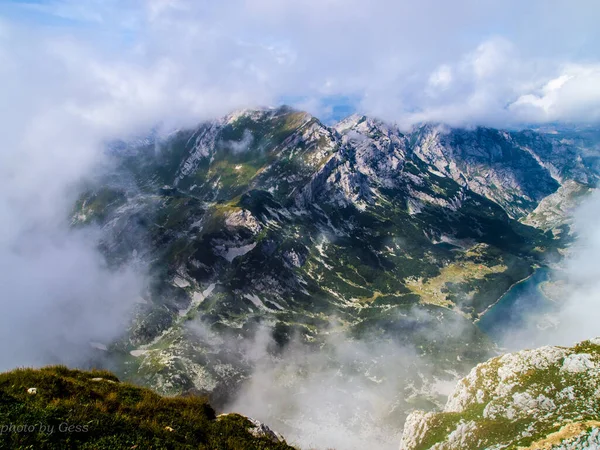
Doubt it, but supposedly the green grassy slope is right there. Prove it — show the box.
[0,366,293,450]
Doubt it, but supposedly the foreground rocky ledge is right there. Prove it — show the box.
[400,338,600,450]
[0,365,292,449]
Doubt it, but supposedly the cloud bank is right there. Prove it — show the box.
[2,0,600,128]
[495,190,600,350]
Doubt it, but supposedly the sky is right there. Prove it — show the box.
[2,0,600,129]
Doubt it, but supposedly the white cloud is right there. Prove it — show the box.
[510,65,600,123]
[3,0,598,127]
[496,191,600,350]
[470,39,514,80]
[428,65,453,90]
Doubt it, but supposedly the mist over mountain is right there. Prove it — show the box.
[2,1,600,449]
[62,106,597,448]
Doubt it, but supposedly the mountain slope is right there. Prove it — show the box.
[71,107,597,443]
[521,180,593,232]
[411,124,595,219]
[399,338,600,450]
[0,366,292,449]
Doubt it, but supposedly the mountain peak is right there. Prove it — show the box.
[334,114,405,146]
[224,104,309,124]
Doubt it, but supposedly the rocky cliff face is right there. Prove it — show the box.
[400,338,600,450]
[522,180,593,232]
[411,125,594,219]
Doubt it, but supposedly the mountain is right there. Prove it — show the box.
[411,124,594,218]
[0,366,292,449]
[399,338,600,450]
[72,106,597,445]
[522,180,593,232]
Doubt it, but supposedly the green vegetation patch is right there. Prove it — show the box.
[0,366,294,450]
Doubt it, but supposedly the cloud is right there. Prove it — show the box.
[0,22,148,369]
[428,65,453,91]
[0,227,142,369]
[221,129,254,154]
[488,190,600,351]
[3,0,600,129]
[0,3,285,370]
[228,334,409,449]
[510,65,600,123]
[214,322,462,450]
[373,38,600,128]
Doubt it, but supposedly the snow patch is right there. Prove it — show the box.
[223,243,257,262]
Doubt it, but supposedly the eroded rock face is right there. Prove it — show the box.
[412,125,596,219]
[247,417,286,444]
[522,180,593,231]
[399,339,600,450]
[225,209,262,234]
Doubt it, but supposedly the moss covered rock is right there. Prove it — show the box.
[399,338,600,450]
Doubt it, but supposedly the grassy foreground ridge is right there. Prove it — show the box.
[0,366,293,449]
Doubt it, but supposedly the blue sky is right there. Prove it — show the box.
[1,0,85,26]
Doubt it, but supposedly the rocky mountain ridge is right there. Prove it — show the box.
[399,338,600,450]
[72,106,598,448]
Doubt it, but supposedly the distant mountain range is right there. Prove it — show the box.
[72,106,598,447]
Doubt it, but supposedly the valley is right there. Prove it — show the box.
[72,107,598,448]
